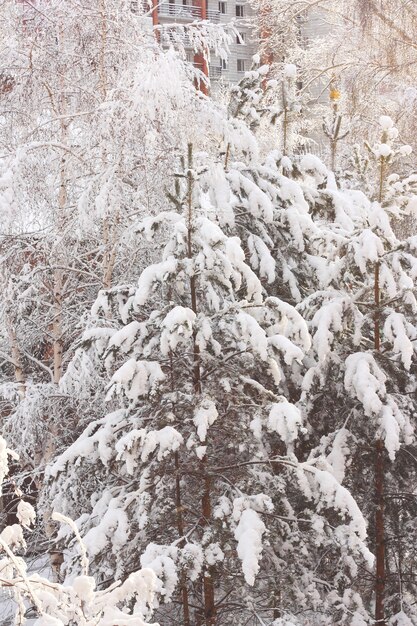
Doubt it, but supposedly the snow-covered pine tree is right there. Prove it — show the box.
[322,82,349,173]
[43,144,373,625]
[0,0,232,511]
[224,65,354,309]
[274,63,302,157]
[299,116,417,624]
[220,141,343,307]
[0,435,158,626]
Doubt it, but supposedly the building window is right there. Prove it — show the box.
[236,32,245,44]
[219,1,226,14]
[220,58,228,70]
[236,4,244,17]
[237,59,245,72]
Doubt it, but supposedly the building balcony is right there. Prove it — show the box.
[159,3,201,19]
[209,66,247,83]
[207,9,221,21]
[147,3,220,22]
[209,66,222,79]
[160,30,193,47]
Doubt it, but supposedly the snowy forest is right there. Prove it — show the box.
[1,0,417,624]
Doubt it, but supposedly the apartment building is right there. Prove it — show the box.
[142,0,330,95]
[209,0,257,83]
[144,0,258,84]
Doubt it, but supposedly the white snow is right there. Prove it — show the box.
[267,400,303,446]
[160,306,196,355]
[107,359,165,401]
[194,399,218,442]
[399,145,413,157]
[344,353,385,417]
[353,229,384,273]
[116,426,184,469]
[233,508,268,586]
[17,501,36,529]
[283,63,297,79]
[326,429,351,483]
[379,115,394,130]
[133,257,178,308]
[247,233,276,283]
[234,311,269,360]
[383,312,414,369]
[375,143,392,158]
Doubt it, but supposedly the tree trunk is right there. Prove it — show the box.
[175,450,191,626]
[5,315,26,399]
[224,142,230,171]
[374,256,385,625]
[193,1,208,95]
[186,143,216,625]
[260,1,274,68]
[330,138,337,172]
[52,268,64,385]
[102,213,120,290]
[283,106,288,156]
[99,0,107,99]
[202,474,216,626]
[152,0,160,43]
[375,438,386,626]
[52,69,68,388]
[170,344,192,626]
